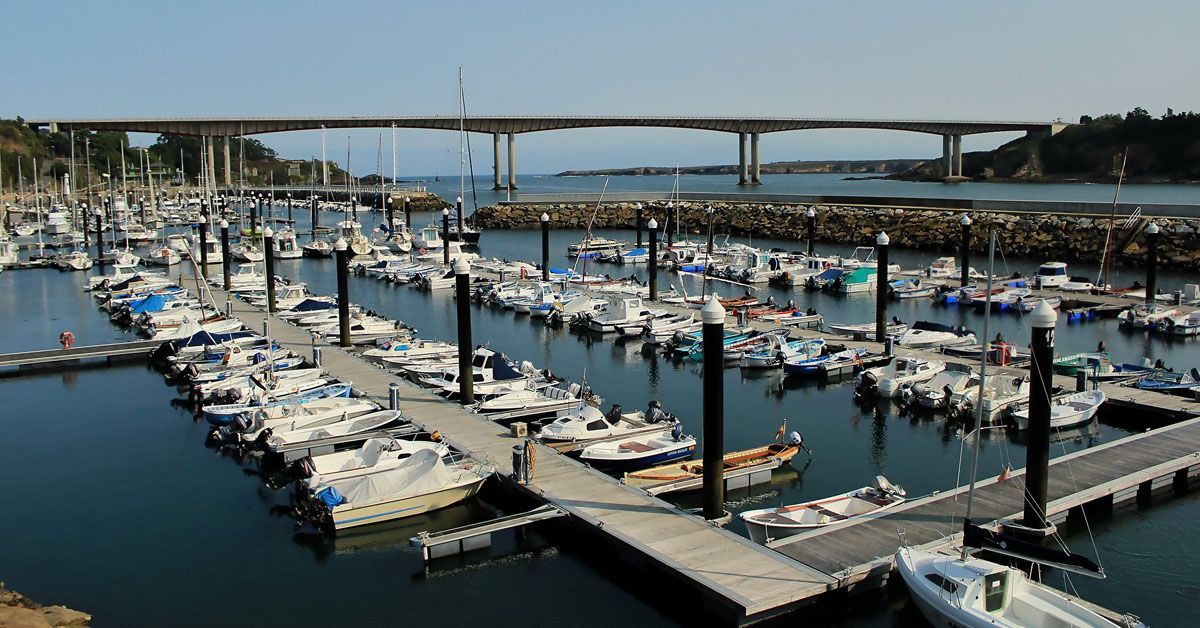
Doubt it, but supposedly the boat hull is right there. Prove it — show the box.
[331,477,484,530]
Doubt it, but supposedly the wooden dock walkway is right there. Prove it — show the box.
[0,339,161,371]
[767,415,1200,590]
[209,284,838,624]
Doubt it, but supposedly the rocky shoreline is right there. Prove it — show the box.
[472,201,1200,270]
[0,584,90,627]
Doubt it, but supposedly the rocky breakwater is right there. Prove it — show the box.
[0,584,90,627]
[472,201,1200,269]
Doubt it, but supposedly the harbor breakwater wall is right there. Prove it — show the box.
[472,201,1200,269]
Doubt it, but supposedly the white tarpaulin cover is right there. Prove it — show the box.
[331,449,452,506]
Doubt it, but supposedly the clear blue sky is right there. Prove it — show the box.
[6,0,1194,175]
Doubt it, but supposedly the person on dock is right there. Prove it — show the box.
[1097,339,1107,353]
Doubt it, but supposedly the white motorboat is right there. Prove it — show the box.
[826,320,908,337]
[272,228,303,259]
[265,410,404,451]
[303,448,488,531]
[474,381,593,415]
[902,369,977,409]
[584,297,665,333]
[1011,389,1106,431]
[889,278,943,299]
[856,356,945,398]
[365,338,456,361]
[231,242,265,262]
[213,397,377,443]
[926,256,957,278]
[55,251,93,271]
[302,239,333,258]
[896,545,1141,628]
[578,426,697,470]
[740,476,906,544]
[893,321,977,349]
[1161,311,1200,336]
[536,404,666,443]
[639,314,702,345]
[146,246,181,266]
[414,241,479,265]
[297,437,451,487]
[1117,304,1181,330]
[567,236,625,258]
[948,373,1030,422]
[117,222,157,243]
[412,225,443,249]
[1033,261,1069,288]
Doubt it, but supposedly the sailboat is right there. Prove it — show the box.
[895,230,1143,628]
[442,67,483,245]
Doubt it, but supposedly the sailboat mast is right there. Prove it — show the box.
[960,226,997,561]
[1098,148,1128,291]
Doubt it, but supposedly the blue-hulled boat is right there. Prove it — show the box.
[784,348,868,376]
[202,382,354,425]
[577,424,696,471]
[1135,368,1200,395]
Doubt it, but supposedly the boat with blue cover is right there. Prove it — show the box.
[203,382,354,425]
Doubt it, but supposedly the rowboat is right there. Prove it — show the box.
[1011,390,1106,431]
[622,441,799,488]
[740,476,906,543]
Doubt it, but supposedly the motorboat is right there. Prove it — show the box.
[1118,305,1181,330]
[783,348,868,377]
[739,337,825,369]
[302,239,333,258]
[947,374,1030,422]
[1033,261,1069,288]
[826,320,908,337]
[265,410,404,452]
[414,241,480,265]
[901,369,977,409]
[146,246,181,267]
[578,425,697,470]
[1011,389,1106,430]
[740,476,906,544]
[893,321,977,349]
[202,383,354,425]
[231,241,265,262]
[855,356,945,398]
[54,251,93,271]
[295,437,451,487]
[474,381,595,417]
[567,236,624,259]
[584,297,665,333]
[412,225,443,250]
[622,439,800,489]
[639,315,702,345]
[926,256,957,278]
[298,449,488,532]
[890,278,943,299]
[536,404,669,443]
[366,338,456,361]
[272,228,303,259]
[1016,295,1062,312]
[895,545,1142,628]
[832,267,878,294]
[1160,311,1200,336]
[1052,353,1126,380]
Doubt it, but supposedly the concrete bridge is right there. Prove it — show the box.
[26,116,1067,189]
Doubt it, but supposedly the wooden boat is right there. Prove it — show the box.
[622,441,798,487]
[740,476,906,543]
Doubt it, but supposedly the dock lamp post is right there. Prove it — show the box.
[706,206,716,256]
[384,195,393,234]
[1022,300,1058,533]
[403,197,412,231]
[806,207,817,256]
[541,212,551,280]
[635,202,644,248]
[875,231,889,343]
[647,218,659,301]
[198,205,209,276]
[219,219,231,291]
[263,226,276,313]
[701,295,727,521]
[454,257,475,405]
[251,193,261,233]
[287,192,293,224]
[79,202,88,246]
[960,214,972,287]
[442,208,451,266]
[456,196,464,236]
[334,237,352,348]
[94,208,105,272]
[1144,222,1159,306]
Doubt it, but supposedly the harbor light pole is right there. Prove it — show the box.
[875,231,889,343]
[541,212,550,281]
[220,219,232,291]
[335,237,351,348]
[442,208,451,266]
[403,197,411,231]
[263,225,276,313]
[960,214,972,286]
[1144,222,1159,305]
[647,218,659,301]
[701,295,727,520]
[456,196,464,236]
[198,205,209,276]
[454,257,475,405]
[806,207,817,257]
[635,203,643,248]
[1023,300,1057,532]
[706,205,715,256]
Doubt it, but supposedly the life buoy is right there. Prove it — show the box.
[59,330,75,350]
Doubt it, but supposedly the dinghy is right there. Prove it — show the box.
[740,476,906,543]
[623,439,800,489]
[1011,389,1106,431]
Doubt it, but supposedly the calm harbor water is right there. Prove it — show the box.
[2,195,1198,625]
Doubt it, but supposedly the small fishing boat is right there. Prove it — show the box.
[893,321,977,349]
[901,369,977,410]
[299,449,489,532]
[1117,305,1180,330]
[567,236,625,259]
[856,356,946,398]
[272,228,303,259]
[366,339,456,361]
[622,439,800,488]
[1160,311,1200,336]
[740,476,906,543]
[1011,389,1106,430]
[1016,295,1062,312]
[265,410,404,451]
[616,247,649,265]
[925,256,957,278]
[640,315,703,345]
[578,424,697,470]
[202,382,353,425]
[302,239,334,258]
[825,320,908,337]
[536,404,669,443]
[212,397,379,444]
[584,297,665,333]
[295,437,451,487]
[231,242,265,262]
[783,347,868,377]
[1052,352,1126,379]
[54,251,93,271]
[889,278,942,299]
[739,337,825,369]
[146,246,181,266]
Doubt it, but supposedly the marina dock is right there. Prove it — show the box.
[0,339,162,372]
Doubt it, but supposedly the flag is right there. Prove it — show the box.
[774,418,787,442]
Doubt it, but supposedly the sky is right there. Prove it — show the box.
[5,0,1196,175]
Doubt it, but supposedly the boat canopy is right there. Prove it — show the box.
[325,449,450,506]
[290,298,336,312]
[129,294,167,314]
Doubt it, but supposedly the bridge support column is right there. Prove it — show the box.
[750,133,761,185]
[942,135,953,177]
[507,133,518,190]
[206,136,217,193]
[737,133,748,185]
[223,138,232,189]
[492,132,503,190]
[952,135,963,177]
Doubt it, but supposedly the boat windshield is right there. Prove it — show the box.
[1038,265,1066,276]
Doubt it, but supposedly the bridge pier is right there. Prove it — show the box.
[492,132,503,190]
[738,133,748,185]
[750,133,761,185]
[507,133,518,190]
[953,134,963,177]
[223,138,232,188]
[942,135,953,176]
